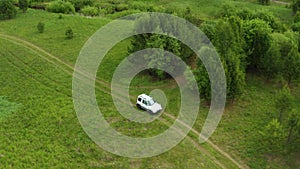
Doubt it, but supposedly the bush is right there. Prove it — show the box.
[37,22,45,33]
[96,2,115,14]
[46,0,75,14]
[115,4,128,12]
[294,12,300,23]
[19,0,28,13]
[129,2,155,12]
[0,0,17,20]
[258,0,270,5]
[69,0,95,11]
[80,5,98,16]
[65,27,73,39]
[292,22,300,32]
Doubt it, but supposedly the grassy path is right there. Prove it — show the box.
[0,33,248,169]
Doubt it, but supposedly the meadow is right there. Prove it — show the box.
[0,0,300,168]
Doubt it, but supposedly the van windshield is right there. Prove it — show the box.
[147,99,155,106]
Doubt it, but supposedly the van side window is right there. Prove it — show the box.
[138,98,141,102]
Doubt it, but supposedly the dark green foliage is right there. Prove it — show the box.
[275,85,293,123]
[254,10,282,31]
[220,6,282,32]
[261,40,282,78]
[141,34,183,80]
[19,0,28,13]
[287,109,299,143]
[65,27,73,39]
[292,22,300,32]
[198,17,246,102]
[129,14,194,80]
[262,32,300,83]
[242,19,272,70]
[294,12,300,23]
[80,5,98,16]
[292,0,300,14]
[46,0,75,14]
[193,47,213,101]
[184,66,197,92]
[236,8,254,20]
[69,0,95,12]
[37,21,45,33]
[97,2,115,14]
[283,43,300,84]
[0,0,17,20]
[258,0,270,5]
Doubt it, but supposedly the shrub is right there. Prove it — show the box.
[258,0,270,5]
[96,2,115,14]
[19,0,29,13]
[46,0,75,14]
[292,22,300,32]
[65,27,73,39]
[69,0,96,11]
[115,4,128,12]
[80,5,98,16]
[294,12,300,23]
[37,22,45,33]
[0,0,17,20]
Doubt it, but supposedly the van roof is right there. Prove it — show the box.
[138,94,152,100]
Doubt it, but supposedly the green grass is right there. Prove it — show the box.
[0,35,225,168]
[0,96,21,121]
[205,75,300,169]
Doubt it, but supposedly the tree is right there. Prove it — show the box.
[194,47,212,101]
[0,0,17,20]
[275,85,293,123]
[242,19,272,71]
[184,66,197,92]
[282,44,300,84]
[261,41,282,79]
[37,22,45,33]
[260,119,285,153]
[260,33,290,78]
[198,17,246,102]
[260,32,300,83]
[212,17,246,102]
[287,109,299,143]
[19,0,28,13]
[129,14,194,80]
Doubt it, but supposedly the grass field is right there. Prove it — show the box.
[0,9,242,169]
[0,0,299,168]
